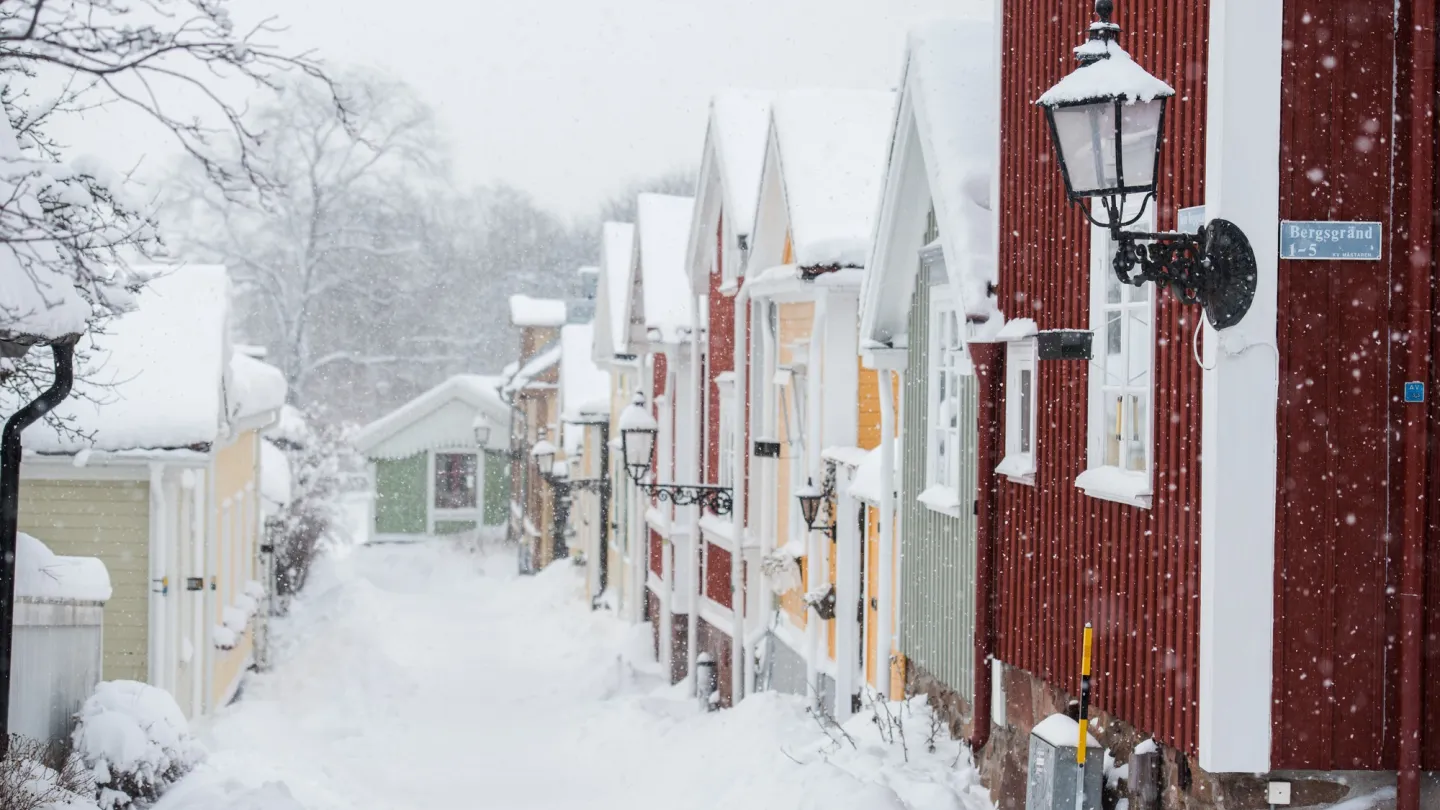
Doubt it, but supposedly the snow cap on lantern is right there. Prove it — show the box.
[618,391,658,482]
[1036,0,1176,202]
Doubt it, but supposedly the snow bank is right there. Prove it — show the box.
[772,89,897,269]
[16,266,230,454]
[73,680,203,809]
[16,532,112,601]
[636,193,696,342]
[508,294,567,327]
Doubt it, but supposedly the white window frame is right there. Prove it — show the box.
[432,450,483,521]
[715,372,737,488]
[920,290,965,517]
[1077,204,1156,508]
[997,339,1038,485]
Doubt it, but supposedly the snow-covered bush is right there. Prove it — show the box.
[264,407,364,605]
[70,682,203,809]
[0,735,96,810]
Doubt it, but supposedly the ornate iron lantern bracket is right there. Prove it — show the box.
[633,480,733,516]
[1110,219,1258,330]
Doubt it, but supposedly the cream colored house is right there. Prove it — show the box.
[15,266,287,720]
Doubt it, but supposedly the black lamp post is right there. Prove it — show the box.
[796,478,836,539]
[618,392,732,515]
[1037,0,1256,330]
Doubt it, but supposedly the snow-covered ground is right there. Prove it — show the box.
[154,542,994,810]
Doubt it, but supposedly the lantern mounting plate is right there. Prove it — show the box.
[1112,218,1257,330]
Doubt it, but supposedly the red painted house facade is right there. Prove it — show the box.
[684,91,771,707]
[980,1,1440,808]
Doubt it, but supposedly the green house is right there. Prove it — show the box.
[354,375,512,542]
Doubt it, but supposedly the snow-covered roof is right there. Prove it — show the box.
[744,264,864,300]
[17,532,112,602]
[502,344,562,395]
[509,294,567,328]
[635,193,695,343]
[862,19,1000,343]
[229,353,288,424]
[1036,39,1175,106]
[264,404,311,448]
[559,323,609,451]
[354,374,510,459]
[712,91,774,238]
[260,440,292,518]
[594,222,636,363]
[772,89,897,269]
[16,266,233,455]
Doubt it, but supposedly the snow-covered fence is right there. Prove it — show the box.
[9,533,111,746]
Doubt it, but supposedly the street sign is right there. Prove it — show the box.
[1279,221,1383,261]
[1177,206,1205,234]
[1405,382,1425,403]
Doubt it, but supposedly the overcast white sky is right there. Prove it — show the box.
[63,0,983,219]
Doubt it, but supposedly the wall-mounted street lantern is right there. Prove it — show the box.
[796,478,836,539]
[1037,0,1256,330]
[618,392,732,515]
[530,429,557,477]
[473,414,492,447]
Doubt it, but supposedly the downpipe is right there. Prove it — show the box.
[968,342,1004,754]
[0,340,76,757]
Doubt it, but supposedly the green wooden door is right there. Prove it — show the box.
[375,455,427,535]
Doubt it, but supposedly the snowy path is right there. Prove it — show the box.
[156,542,993,810]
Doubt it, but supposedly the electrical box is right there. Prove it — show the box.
[1026,714,1104,810]
[1267,782,1291,806]
[1036,329,1094,361]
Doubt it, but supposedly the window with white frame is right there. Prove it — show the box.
[998,339,1038,483]
[715,373,737,488]
[1080,207,1156,506]
[927,294,964,491]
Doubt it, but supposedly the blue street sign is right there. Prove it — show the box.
[1405,382,1425,404]
[1177,206,1205,234]
[1279,221,1383,261]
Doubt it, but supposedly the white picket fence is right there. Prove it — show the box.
[10,597,104,745]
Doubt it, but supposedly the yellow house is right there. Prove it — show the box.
[15,266,287,720]
[739,89,895,715]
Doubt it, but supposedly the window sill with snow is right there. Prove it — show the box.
[995,453,1036,486]
[1075,466,1152,509]
[917,485,963,518]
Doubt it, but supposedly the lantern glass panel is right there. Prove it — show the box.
[798,492,821,529]
[623,427,655,477]
[1049,97,1164,198]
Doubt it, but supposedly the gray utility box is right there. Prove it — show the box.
[1026,714,1104,810]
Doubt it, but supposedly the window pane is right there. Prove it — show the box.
[435,453,478,509]
[1130,278,1151,303]
[1103,395,1121,467]
[1105,263,1123,304]
[1126,393,1148,472]
[1127,308,1151,387]
[1019,368,1033,454]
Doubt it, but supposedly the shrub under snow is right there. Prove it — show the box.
[71,682,203,809]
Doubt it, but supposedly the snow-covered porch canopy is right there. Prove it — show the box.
[509,294,567,328]
[353,375,510,460]
[860,19,999,356]
[15,265,288,456]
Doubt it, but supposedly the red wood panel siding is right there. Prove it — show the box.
[995,0,1207,755]
[706,542,733,608]
[706,217,736,486]
[1424,1,1440,767]
[1273,1,1398,771]
[650,528,663,577]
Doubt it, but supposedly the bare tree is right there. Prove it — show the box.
[169,72,438,404]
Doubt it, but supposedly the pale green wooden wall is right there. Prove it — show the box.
[18,479,150,683]
[375,451,510,536]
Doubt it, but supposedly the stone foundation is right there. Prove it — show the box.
[697,617,734,708]
[913,661,1384,810]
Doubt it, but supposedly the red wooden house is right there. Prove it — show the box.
[974,1,1440,808]
[683,91,772,707]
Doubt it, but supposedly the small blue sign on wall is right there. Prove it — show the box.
[1280,221,1384,261]
[1405,382,1425,403]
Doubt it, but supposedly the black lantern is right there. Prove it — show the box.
[1037,0,1256,330]
[531,428,557,475]
[473,414,492,447]
[618,391,658,485]
[796,477,836,539]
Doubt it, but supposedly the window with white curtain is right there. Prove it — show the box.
[716,373,736,488]
[997,339,1038,484]
[1079,206,1156,507]
[927,294,963,491]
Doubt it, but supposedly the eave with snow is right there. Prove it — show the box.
[592,221,639,369]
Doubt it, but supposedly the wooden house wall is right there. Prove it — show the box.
[996,0,1208,754]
